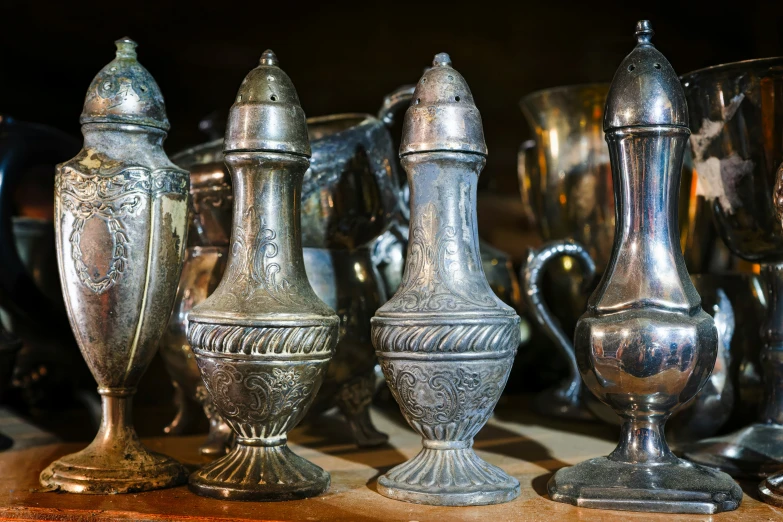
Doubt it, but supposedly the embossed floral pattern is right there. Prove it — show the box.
[199,359,324,431]
[381,361,508,427]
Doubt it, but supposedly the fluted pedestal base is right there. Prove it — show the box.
[548,457,742,514]
[377,442,520,506]
[188,442,329,501]
[683,423,783,479]
[39,438,187,494]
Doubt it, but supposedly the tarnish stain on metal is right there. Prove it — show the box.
[723,93,745,121]
[110,79,143,111]
[690,94,747,212]
[690,119,724,161]
[694,154,754,213]
[79,149,102,169]
[690,122,732,212]
[694,156,726,208]
[162,196,186,243]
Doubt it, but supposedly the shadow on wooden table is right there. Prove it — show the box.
[493,395,619,441]
[298,409,410,490]
[475,422,564,498]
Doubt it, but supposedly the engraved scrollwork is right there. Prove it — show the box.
[386,202,499,313]
[252,219,285,298]
[56,153,188,294]
[202,362,322,425]
[224,208,252,299]
[382,361,505,426]
[66,199,134,294]
[222,206,309,308]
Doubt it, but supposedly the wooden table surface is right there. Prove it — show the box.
[1,399,781,522]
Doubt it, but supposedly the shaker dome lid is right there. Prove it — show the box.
[224,50,310,156]
[81,38,170,131]
[604,21,688,131]
[400,53,487,156]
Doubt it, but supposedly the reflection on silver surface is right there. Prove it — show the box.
[519,79,720,422]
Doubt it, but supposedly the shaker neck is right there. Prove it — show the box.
[376,151,510,317]
[81,123,166,157]
[224,152,308,262]
[207,151,334,319]
[590,126,700,314]
[403,151,485,246]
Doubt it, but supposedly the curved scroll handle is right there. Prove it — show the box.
[522,239,596,403]
[377,84,415,223]
[699,287,735,410]
[377,84,415,127]
[0,116,79,327]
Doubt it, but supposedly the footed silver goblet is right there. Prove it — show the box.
[681,57,783,481]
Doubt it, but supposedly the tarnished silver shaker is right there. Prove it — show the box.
[371,52,521,507]
[186,50,339,502]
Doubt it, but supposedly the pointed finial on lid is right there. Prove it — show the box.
[114,37,138,59]
[433,53,452,67]
[603,21,687,130]
[400,52,486,156]
[260,49,278,66]
[224,50,309,155]
[635,20,654,45]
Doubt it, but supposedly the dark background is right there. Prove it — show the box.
[3,0,783,199]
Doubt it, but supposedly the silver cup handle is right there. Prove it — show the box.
[522,239,596,404]
[377,84,415,127]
